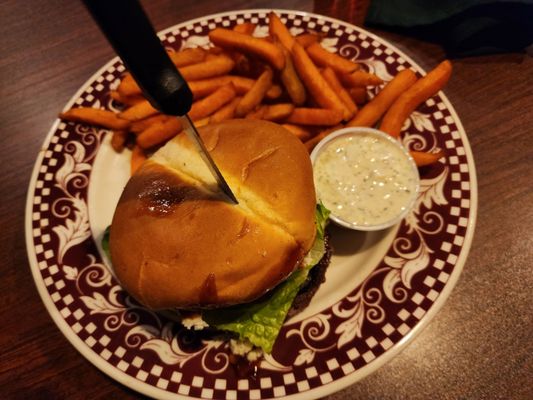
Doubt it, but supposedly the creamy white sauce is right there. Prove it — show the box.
[314,133,418,227]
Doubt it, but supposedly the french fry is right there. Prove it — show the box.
[131,145,147,174]
[268,12,295,50]
[205,53,222,61]
[349,87,367,105]
[117,73,139,97]
[207,46,224,55]
[194,117,210,128]
[266,84,282,99]
[209,96,241,123]
[380,60,452,138]
[410,150,445,167]
[110,130,128,152]
[247,103,295,121]
[321,67,357,119]
[245,107,265,120]
[306,42,360,75]
[295,33,321,48]
[179,55,235,81]
[262,103,295,121]
[348,69,417,128]
[281,123,313,141]
[235,68,273,117]
[341,70,383,87]
[291,42,350,120]
[136,118,181,149]
[209,28,285,70]
[189,82,237,120]
[130,114,171,134]
[304,124,344,152]
[188,75,281,100]
[109,90,145,106]
[279,45,306,106]
[233,22,256,35]
[118,100,159,121]
[59,107,130,130]
[240,77,280,99]
[188,77,232,99]
[285,108,343,126]
[167,47,207,67]
[109,90,124,103]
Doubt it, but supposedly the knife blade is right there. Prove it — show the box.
[180,114,238,203]
[82,0,238,204]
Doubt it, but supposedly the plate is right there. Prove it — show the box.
[25,9,477,400]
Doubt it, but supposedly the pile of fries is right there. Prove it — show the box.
[59,12,452,175]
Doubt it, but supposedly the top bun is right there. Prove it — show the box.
[109,119,316,309]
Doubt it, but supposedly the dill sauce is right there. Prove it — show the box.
[313,132,418,228]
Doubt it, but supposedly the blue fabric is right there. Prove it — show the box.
[367,0,532,27]
[365,1,533,56]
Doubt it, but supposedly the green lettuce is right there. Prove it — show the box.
[204,204,330,353]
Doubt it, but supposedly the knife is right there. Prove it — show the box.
[82,0,239,204]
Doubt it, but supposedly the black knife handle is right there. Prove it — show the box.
[82,0,192,116]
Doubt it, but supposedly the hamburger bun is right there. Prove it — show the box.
[109,119,316,309]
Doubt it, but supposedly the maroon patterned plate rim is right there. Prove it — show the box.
[25,9,477,400]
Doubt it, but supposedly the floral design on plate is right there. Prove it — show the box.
[25,9,476,400]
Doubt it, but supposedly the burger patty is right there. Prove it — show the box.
[287,231,332,318]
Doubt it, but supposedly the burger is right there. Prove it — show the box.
[107,119,331,358]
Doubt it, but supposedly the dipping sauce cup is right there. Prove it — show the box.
[310,127,420,231]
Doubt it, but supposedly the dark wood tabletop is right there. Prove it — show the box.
[1,0,532,399]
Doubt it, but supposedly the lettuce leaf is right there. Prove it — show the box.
[204,204,330,353]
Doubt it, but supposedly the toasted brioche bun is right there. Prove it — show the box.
[109,119,316,309]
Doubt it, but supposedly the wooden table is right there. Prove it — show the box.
[1,0,531,398]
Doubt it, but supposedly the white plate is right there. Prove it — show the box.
[25,9,477,399]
